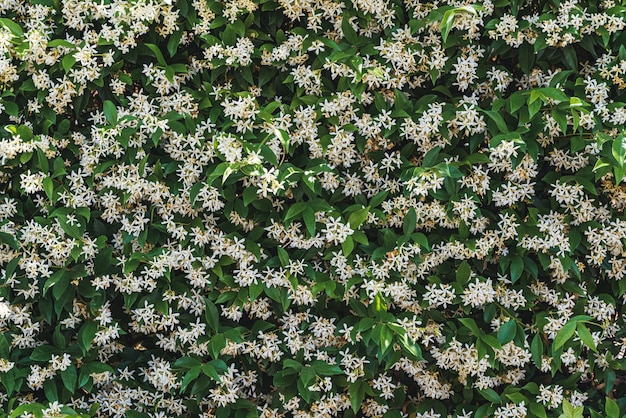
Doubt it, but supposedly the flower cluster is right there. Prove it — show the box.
[1,0,626,417]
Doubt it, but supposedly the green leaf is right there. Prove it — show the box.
[242,186,257,206]
[126,411,151,418]
[403,207,417,236]
[30,344,57,361]
[456,260,472,284]
[497,320,517,345]
[341,15,358,45]
[528,98,542,119]
[509,92,526,113]
[202,363,222,381]
[373,293,387,313]
[43,177,54,200]
[205,299,219,332]
[551,109,568,135]
[167,31,183,57]
[103,100,118,125]
[274,128,290,154]
[52,156,67,178]
[0,18,23,36]
[43,269,67,296]
[62,54,76,73]
[349,380,367,413]
[273,369,297,387]
[174,357,202,369]
[422,146,441,167]
[480,334,503,351]
[398,333,423,360]
[44,381,58,402]
[531,333,544,366]
[310,360,343,376]
[78,321,97,354]
[562,46,578,70]
[530,403,547,418]
[283,359,303,371]
[490,132,523,150]
[180,366,201,393]
[606,397,620,418]
[505,392,527,404]
[209,334,226,359]
[482,109,508,133]
[248,281,262,300]
[284,202,307,223]
[347,206,370,230]
[519,43,534,74]
[36,148,49,173]
[342,236,355,256]
[510,255,524,283]
[612,135,626,168]
[277,246,289,266]
[299,366,316,387]
[440,9,456,43]
[560,399,583,418]
[0,231,19,250]
[9,403,45,418]
[303,207,316,236]
[144,43,167,66]
[48,39,74,48]
[458,317,483,337]
[539,87,569,102]
[529,90,544,104]
[554,319,577,351]
[576,322,597,352]
[61,365,77,393]
[479,388,501,403]
[614,165,626,184]
[379,324,393,356]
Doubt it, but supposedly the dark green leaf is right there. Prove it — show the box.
[510,255,524,283]
[456,260,472,284]
[0,231,18,250]
[62,54,76,73]
[479,388,501,403]
[180,366,201,393]
[43,177,54,201]
[576,322,597,352]
[303,206,316,236]
[482,109,508,133]
[61,366,77,393]
[531,333,543,366]
[78,321,97,354]
[348,206,369,229]
[497,320,517,345]
[103,100,118,125]
[612,135,626,167]
[341,15,358,45]
[349,380,366,413]
[554,319,577,351]
[205,300,219,332]
[144,43,167,66]
[403,207,417,236]
[458,318,482,336]
[284,202,307,223]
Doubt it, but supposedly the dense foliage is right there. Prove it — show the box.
[1,0,626,417]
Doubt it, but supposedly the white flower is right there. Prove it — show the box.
[462,278,496,307]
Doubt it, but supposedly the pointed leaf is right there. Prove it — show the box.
[554,319,577,351]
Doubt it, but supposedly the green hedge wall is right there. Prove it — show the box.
[1,0,626,417]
